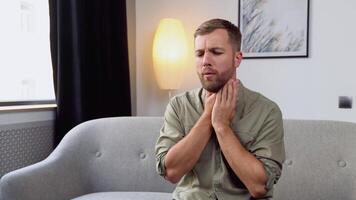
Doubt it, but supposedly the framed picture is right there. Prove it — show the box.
[238,0,310,58]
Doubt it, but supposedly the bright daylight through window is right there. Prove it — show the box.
[0,0,55,104]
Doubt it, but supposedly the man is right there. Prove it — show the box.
[155,18,285,200]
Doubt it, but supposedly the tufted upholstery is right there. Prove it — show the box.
[0,117,356,200]
[274,120,356,200]
[0,117,174,200]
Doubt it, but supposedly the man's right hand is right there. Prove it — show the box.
[203,91,216,118]
[164,90,216,184]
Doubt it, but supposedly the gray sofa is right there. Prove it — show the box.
[1,117,356,200]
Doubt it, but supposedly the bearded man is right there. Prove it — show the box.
[155,18,285,200]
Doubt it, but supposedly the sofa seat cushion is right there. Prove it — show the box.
[72,191,172,200]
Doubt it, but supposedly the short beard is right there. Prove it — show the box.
[199,58,236,93]
[199,77,227,93]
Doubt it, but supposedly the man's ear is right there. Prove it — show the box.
[234,51,243,69]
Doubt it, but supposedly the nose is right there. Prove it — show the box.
[202,52,212,67]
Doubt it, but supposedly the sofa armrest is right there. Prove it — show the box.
[0,149,88,200]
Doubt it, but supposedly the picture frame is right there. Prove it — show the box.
[238,0,310,58]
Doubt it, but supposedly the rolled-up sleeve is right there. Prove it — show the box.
[155,98,185,177]
[250,106,285,191]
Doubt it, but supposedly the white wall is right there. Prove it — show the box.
[135,0,356,122]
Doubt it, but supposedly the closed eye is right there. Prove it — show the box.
[195,50,204,57]
[211,48,224,55]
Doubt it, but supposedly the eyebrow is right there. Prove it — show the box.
[195,47,225,53]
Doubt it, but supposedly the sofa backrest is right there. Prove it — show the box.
[56,117,356,199]
[274,119,356,200]
[54,116,174,193]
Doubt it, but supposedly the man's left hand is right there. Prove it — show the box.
[211,79,239,131]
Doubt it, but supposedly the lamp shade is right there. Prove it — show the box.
[152,18,188,90]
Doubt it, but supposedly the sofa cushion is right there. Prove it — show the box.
[72,191,172,200]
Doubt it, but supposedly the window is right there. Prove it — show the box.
[0,0,55,105]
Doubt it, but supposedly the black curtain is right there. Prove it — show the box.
[49,0,131,146]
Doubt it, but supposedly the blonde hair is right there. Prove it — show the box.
[194,18,242,51]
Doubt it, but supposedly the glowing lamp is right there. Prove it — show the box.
[152,18,188,90]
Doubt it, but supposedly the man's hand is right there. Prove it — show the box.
[211,79,239,131]
[163,88,216,184]
[211,79,268,198]
[203,91,216,118]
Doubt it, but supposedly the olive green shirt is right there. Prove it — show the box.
[155,83,285,200]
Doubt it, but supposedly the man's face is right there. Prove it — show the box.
[195,29,241,93]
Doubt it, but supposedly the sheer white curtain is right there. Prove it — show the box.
[0,0,54,102]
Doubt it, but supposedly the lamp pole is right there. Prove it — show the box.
[169,90,175,100]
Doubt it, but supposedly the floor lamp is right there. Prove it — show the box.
[152,18,188,99]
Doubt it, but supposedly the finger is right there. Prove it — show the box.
[233,80,238,104]
[206,90,213,97]
[206,93,216,107]
[216,89,222,104]
[211,93,216,100]
[209,93,216,102]
[227,79,234,103]
[222,79,232,102]
[236,79,240,97]
[221,82,228,103]
[205,90,212,100]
